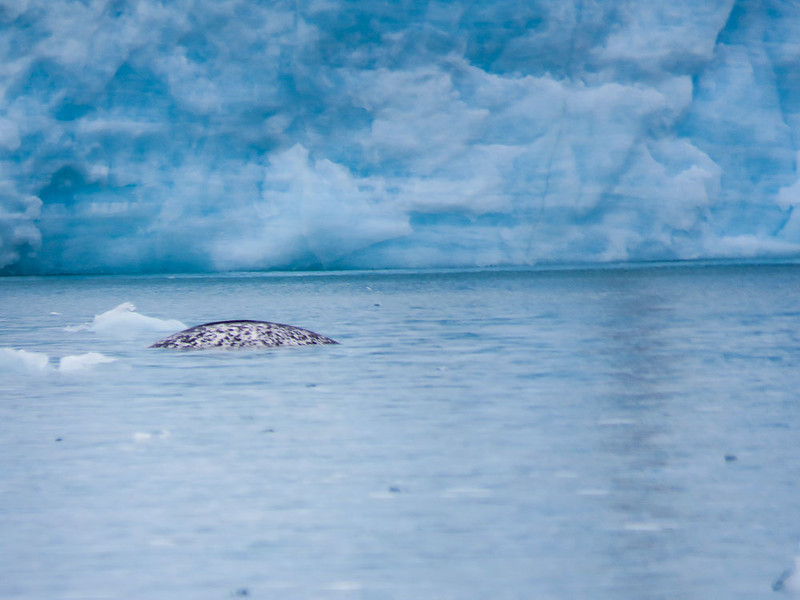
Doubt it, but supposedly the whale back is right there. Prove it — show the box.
[149,320,338,350]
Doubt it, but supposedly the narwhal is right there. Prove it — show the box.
[149,320,338,350]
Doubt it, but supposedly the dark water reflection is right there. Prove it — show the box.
[570,266,800,598]
[593,275,683,597]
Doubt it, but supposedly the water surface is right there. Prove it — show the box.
[1,265,799,599]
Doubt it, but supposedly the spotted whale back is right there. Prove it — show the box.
[149,320,338,349]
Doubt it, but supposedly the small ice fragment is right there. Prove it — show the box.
[66,302,185,337]
[58,352,117,372]
[0,347,51,373]
[133,430,170,442]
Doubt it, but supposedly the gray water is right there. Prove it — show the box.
[1,265,799,599]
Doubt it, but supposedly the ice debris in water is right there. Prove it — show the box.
[0,347,117,374]
[58,352,117,373]
[0,348,51,373]
[66,302,186,337]
[133,430,170,443]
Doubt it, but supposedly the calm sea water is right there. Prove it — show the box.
[1,265,799,599]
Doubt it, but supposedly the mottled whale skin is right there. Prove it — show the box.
[149,320,338,350]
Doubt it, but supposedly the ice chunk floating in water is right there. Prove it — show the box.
[67,303,187,337]
[149,320,338,350]
[0,348,51,374]
[0,347,117,374]
[58,352,118,373]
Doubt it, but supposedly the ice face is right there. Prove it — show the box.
[1,0,799,274]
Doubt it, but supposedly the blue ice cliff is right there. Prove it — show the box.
[1,0,799,274]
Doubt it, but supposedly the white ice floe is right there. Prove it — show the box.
[66,302,186,337]
[0,347,51,373]
[0,347,117,375]
[132,430,171,442]
[58,352,118,373]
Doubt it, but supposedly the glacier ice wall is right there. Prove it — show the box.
[1,0,800,274]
